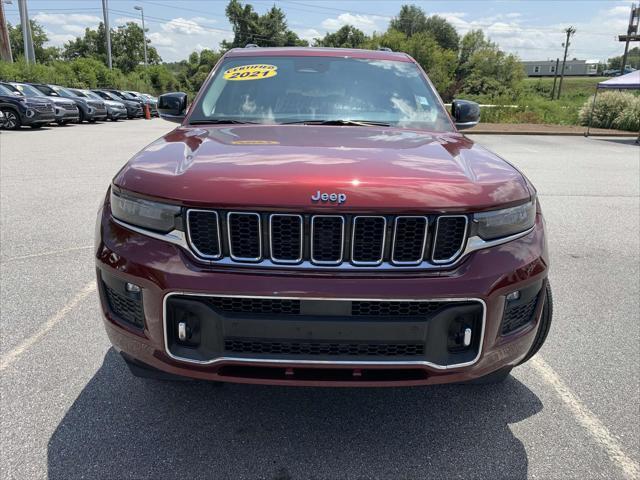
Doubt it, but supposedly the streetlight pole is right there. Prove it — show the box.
[17,0,34,63]
[0,0,14,62]
[102,0,112,69]
[134,5,147,68]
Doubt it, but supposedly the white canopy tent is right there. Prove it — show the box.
[585,70,640,139]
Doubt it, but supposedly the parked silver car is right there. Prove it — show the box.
[10,82,79,125]
[71,89,127,121]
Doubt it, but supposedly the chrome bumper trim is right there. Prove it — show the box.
[162,292,486,371]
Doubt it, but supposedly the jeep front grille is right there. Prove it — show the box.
[185,210,468,269]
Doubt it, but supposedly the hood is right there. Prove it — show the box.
[114,125,531,212]
[104,100,125,108]
[25,97,52,106]
[48,96,75,107]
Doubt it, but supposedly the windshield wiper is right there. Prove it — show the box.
[281,119,391,127]
[189,119,259,125]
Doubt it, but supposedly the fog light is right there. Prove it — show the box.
[463,327,472,347]
[25,109,35,118]
[178,322,187,341]
[125,282,141,293]
[506,291,520,301]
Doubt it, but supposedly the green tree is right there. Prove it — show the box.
[364,29,458,95]
[8,21,60,63]
[63,21,161,73]
[389,6,458,51]
[459,35,524,97]
[222,0,307,49]
[607,47,640,70]
[313,25,368,48]
[423,15,459,52]
[389,5,427,37]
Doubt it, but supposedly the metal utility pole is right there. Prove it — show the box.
[0,0,14,62]
[17,0,35,63]
[550,58,560,100]
[134,5,147,67]
[102,0,112,69]
[557,26,576,100]
[619,3,639,74]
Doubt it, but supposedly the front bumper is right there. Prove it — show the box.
[96,206,549,387]
[23,109,55,125]
[107,108,127,119]
[54,107,79,123]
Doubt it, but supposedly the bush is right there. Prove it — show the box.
[579,90,640,131]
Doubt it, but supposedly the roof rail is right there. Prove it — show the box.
[377,46,392,52]
[244,43,259,48]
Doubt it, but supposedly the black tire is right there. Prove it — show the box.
[78,109,85,123]
[518,282,553,365]
[1,109,21,130]
[30,124,43,129]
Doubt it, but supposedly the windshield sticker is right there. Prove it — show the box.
[223,64,278,81]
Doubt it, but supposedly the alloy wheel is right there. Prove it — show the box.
[3,111,19,129]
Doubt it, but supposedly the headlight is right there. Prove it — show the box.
[110,188,181,233]
[473,200,536,240]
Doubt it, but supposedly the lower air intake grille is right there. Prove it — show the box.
[205,297,301,315]
[104,283,144,328]
[433,216,468,262]
[352,301,448,316]
[501,297,538,334]
[224,339,425,357]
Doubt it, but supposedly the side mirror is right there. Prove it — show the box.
[158,92,188,123]
[451,99,480,130]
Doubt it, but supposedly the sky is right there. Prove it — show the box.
[3,0,636,63]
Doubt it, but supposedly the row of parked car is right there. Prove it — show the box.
[0,82,158,130]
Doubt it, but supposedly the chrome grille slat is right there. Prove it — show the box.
[431,215,468,264]
[392,216,429,265]
[185,210,469,269]
[227,212,262,262]
[310,215,344,265]
[187,210,221,259]
[351,216,386,266]
[269,214,303,264]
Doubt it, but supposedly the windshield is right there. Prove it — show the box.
[13,84,44,97]
[0,84,19,96]
[52,86,77,98]
[190,56,453,131]
[85,91,103,100]
[70,89,87,97]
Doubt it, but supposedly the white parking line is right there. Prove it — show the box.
[0,245,93,264]
[0,281,96,372]
[531,356,640,480]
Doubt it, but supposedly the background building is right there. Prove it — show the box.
[522,59,599,77]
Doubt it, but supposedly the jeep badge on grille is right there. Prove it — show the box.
[311,191,347,204]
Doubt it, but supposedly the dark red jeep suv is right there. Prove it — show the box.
[96,47,552,386]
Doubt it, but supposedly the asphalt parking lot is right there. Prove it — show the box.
[1,121,638,480]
